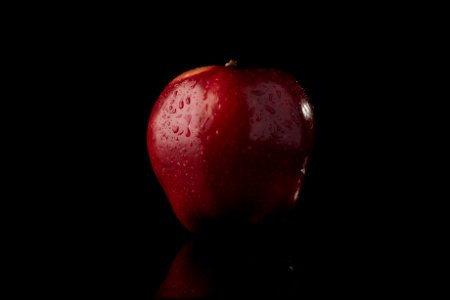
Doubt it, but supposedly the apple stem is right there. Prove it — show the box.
[225,59,237,67]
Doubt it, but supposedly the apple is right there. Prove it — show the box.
[147,60,314,232]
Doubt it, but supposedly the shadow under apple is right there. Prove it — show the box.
[155,221,306,298]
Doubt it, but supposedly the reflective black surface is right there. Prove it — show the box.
[61,52,371,297]
[29,8,417,297]
[156,226,307,298]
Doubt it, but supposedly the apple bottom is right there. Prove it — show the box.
[164,151,306,233]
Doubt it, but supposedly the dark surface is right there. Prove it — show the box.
[24,7,424,298]
[72,47,377,298]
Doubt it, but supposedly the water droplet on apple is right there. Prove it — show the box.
[284,120,293,129]
[202,117,210,128]
[169,106,177,114]
[172,125,179,133]
[206,135,210,141]
[251,90,265,96]
[185,128,191,137]
[179,100,184,109]
[184,114,192,125]
[215,130,219,135]
[186,97,191,104]
[301,159,308,175]
[218,103,222,110]
[265,105,275,114]
[276,90,282,98]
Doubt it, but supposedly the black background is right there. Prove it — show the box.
[19,5,435,298]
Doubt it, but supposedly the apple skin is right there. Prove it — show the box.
[147,64,314,232]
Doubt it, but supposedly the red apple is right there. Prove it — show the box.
[147,61,314,232]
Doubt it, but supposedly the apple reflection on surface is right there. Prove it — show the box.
[155,240,214,298]
[155,233,305,298]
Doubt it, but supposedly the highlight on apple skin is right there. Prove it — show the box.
[147,61,315,232]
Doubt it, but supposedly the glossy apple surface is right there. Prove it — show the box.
[147,63,314,232]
